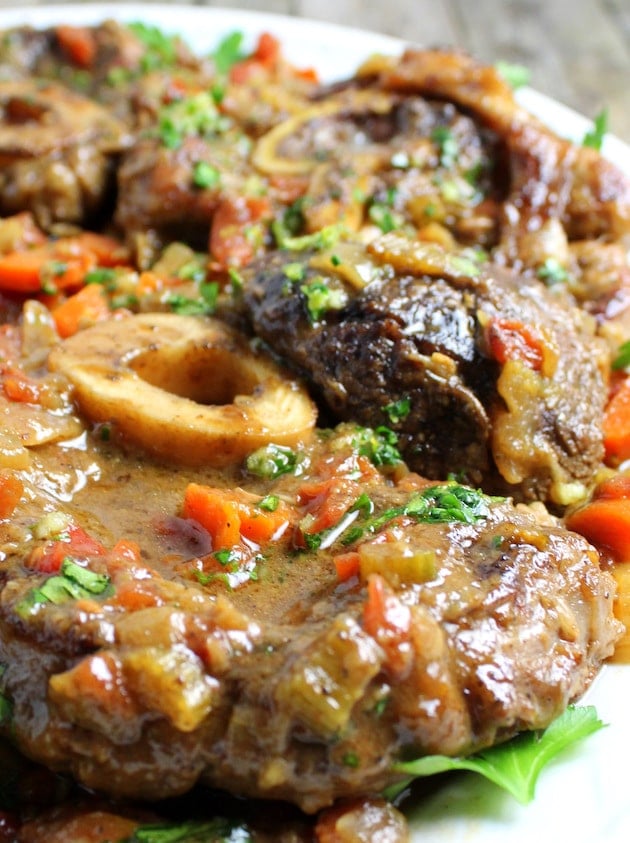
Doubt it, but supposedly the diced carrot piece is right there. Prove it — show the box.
[485,317,545,371]
[2,366,41,403]
[27,524,107,573]
[55,25,97,68]
[182,483,293,550]
[209,195,271,269]
[70,232,130,267]
[183,483,242,550]
[603,377,630,464]
[566,496,630,562]
[334,551,361,582]
[0,473,23,519]
[52,282,111,338]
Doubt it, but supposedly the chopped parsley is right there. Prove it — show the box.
[158,93,231,150]
[167,282,218,316]
[495,60,531,90]
[582,107,609,152]
[300,278,347,323]
[258,495,280,512]
[382,397,411,424]
[271,220,344,252]
[368,189,403,233]
[121,817,253,842]
[536,257,569,285]
[612,339,630,370]
[246,443,308,479]
[127,22,179,73]
[353,426,402,467]
[431,125,459,168]
[192,161,221,190]
[16,558,112,617]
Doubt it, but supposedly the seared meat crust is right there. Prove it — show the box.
[243,235,608,503]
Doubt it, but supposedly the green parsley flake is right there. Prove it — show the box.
[212,31,246,76]
[192,161,221,189]
[246,443,307,479]
[495,60,531,90]
[300,278,347,323]
[582,108,609,151]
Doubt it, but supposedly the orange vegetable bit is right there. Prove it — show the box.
[55,24,97,68]
[566,475,630,563]
[182,483,293,552]
[2,366,41,404]
[209,195,271,270]
[52,282,111,338]
[0,473,23,519]
[333,551,361,582]
[27,524,107,574]
[362,573,412,676]
[603,376,630,464]
[485,317,545,371]
[0,232,129,295]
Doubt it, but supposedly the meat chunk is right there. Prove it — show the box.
[0,429,620,812]
[0,80,130,229]
[242,234,608,503]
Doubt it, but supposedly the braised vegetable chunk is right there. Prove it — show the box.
[0,14,629,843]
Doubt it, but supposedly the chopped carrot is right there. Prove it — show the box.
[52,283,111,338]
[362,573,412,676]
[108,583,161,611]
[49,652,135,717]
[2,366,41,403]
[566,475,630,562]
[70,231,130,267]
[485,317,545,372]
[182,483,293,551]
[0,245,94,294]
[334,551,361,582]
[55,25,97,68]
[253,32,281,65]
[209,195,271,269]
[603,376,630,464]
[109,538,143,564]
[0,473,23,519]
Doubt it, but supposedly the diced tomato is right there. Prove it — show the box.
[485,317,545,371]
[27,524,107,574]
[334,551,361,582]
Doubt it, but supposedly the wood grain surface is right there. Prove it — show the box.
[3,0,630,143]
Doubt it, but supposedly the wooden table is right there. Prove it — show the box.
[3,0,630,143]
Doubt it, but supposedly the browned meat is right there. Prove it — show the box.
[381,49,630,265]
[0,428,620,812]
[0,80,130,229]
[242,234,608,504]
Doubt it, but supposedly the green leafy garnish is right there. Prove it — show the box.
[382,397,411,424]
[212,31,246,76]
[192,161,221,189]
[536,257,569,285]
[390,705,604,805]
[16,558,112,617]
[368,189,403,233]
[353,426,402,467]
[128,22,178,73]
[121,817,253,842]
[612,339,630,370]
[258,495,280,512]
[246,443,308,479]
[300,278,347,323]
[303,493,374,551]
[167,282,218,316]
[431,125,459,168]
[85,267,118,289]
[582,108,609,151]
[271,220,344,252]
[495,60,531,90]
[158,93,230,149]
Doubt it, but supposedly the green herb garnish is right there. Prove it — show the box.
[382,397,411,424]
[431,125,459,168]
[390,705,604,805]
[192,161,221,189]
[613,340,630,370]
[246,443,308,479]
[16,558,112,617]
[272,221,344,252]
[212,31,246,76]
[167,282,218,316]
[536,257,569,285]
[121,817,253,842]
[353,426,402,467]
[300,278,347,323]
[582,108,609,152]
[495,60,531,90]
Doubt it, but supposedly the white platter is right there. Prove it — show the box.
[2,6,630,842]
